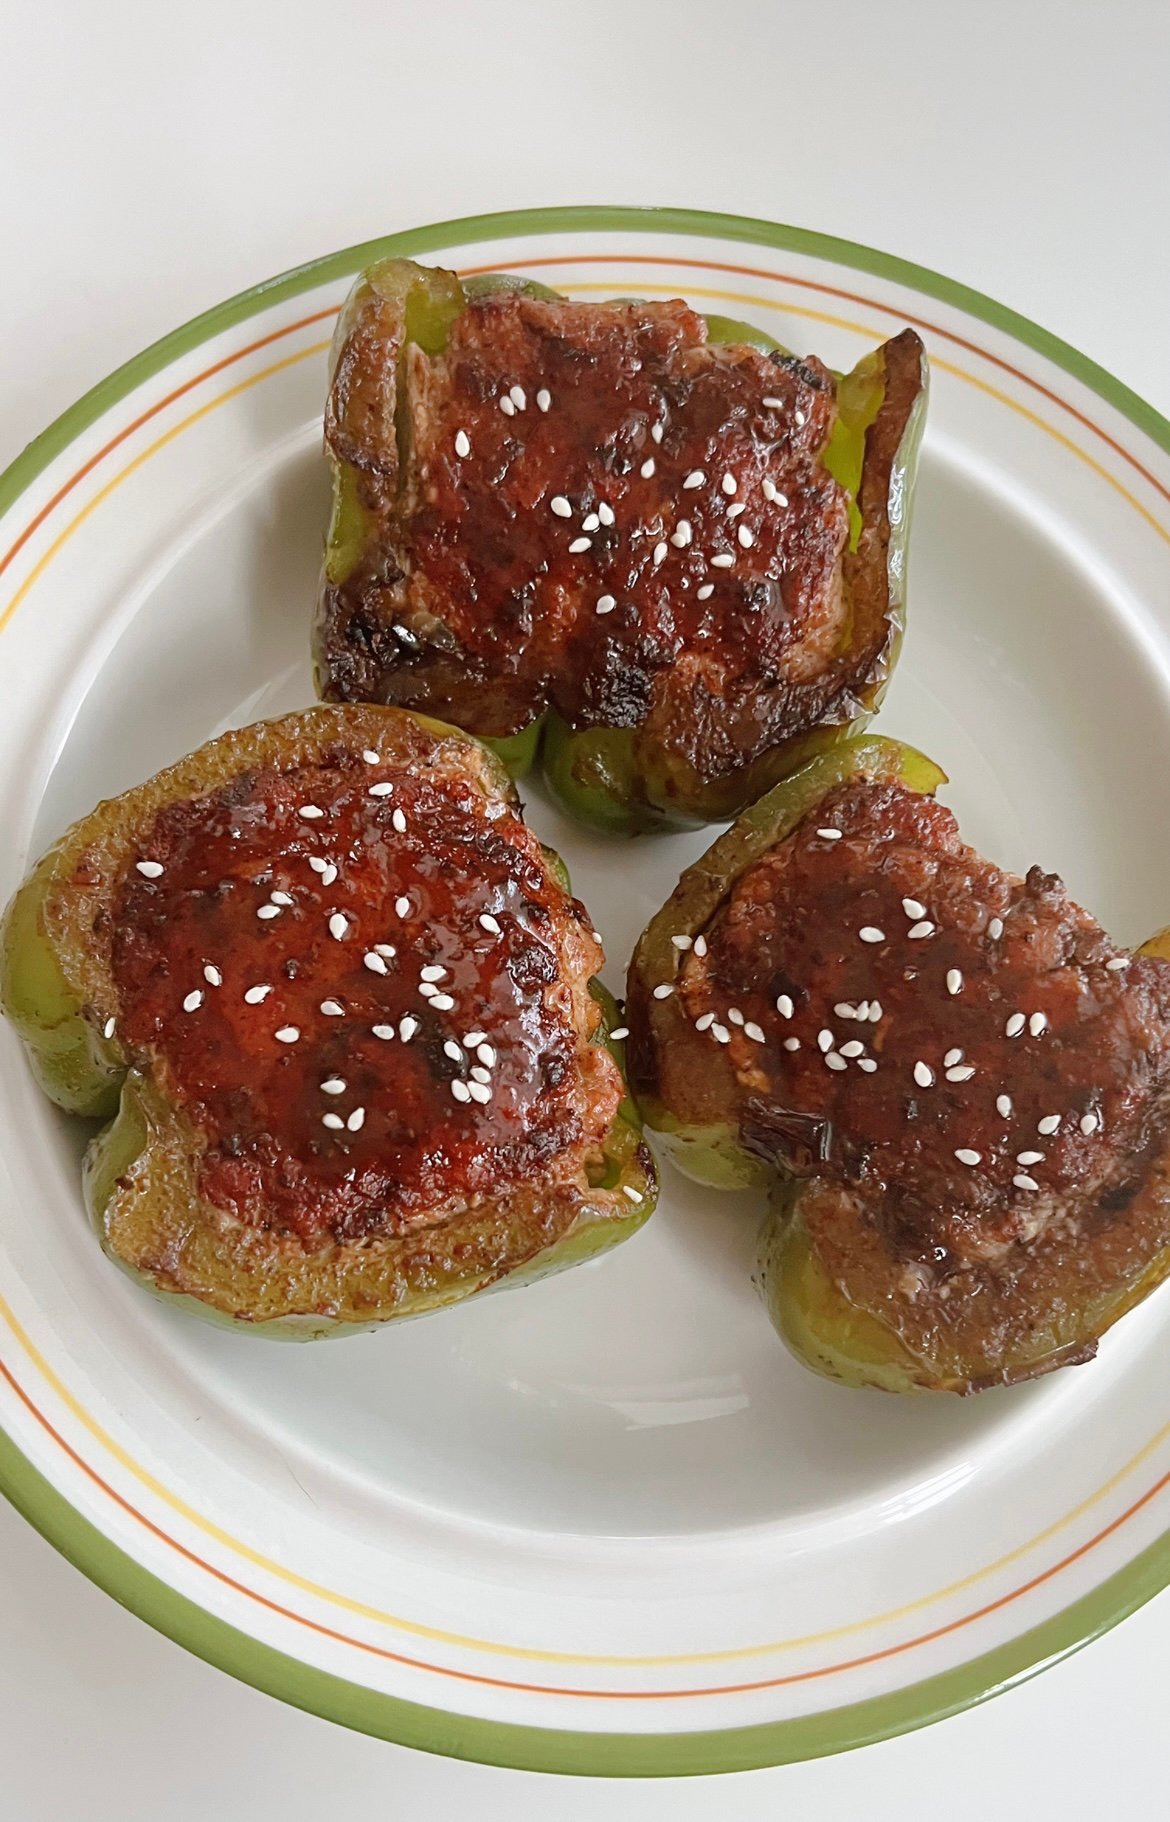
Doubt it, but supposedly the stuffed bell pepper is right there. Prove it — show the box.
[0,706,655,1334]
[627,735,1170,1393]
[315,258,928,831]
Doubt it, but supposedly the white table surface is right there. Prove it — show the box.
[3,2,1169,1813]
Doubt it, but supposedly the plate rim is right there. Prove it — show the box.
[3,202,1170,1775]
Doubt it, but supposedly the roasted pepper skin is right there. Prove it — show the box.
[1,707,656,1337]
[316,260,928,832]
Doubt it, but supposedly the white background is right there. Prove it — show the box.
[3,0,1169,1813]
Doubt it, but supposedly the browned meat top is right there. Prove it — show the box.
[109,745,620,1246]
[323,290,851,744]
[680,778,1170,1271]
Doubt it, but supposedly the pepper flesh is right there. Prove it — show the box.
[627,735,1170,1393]
[1,706,656,1335]
[315,258,928,832]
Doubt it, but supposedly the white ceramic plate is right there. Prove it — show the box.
[2,208,1170,1776]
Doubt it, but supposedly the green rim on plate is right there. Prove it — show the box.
[2,205,1170,1775]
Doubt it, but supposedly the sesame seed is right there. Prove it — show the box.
[727,501,746,519]
[653,541,668,566]
[825,1053,848,1071]
[395,896,411,918]
[609,1028,628,1042]
[857,1058,878,1072]
[322,1113,345,1131]
[420,964,447,982]
[694,1012,715,1031]
[623,1185,644,1203]
[270,891,294,907]
[696,584,715,599]
[320,864,338,887]
[1017,1151,1044,1166]
[762,395,784,408]
[834,1003,857,1019]
[776,994,794,1019]
[794,409,806,427]
[509,384,526,411]
[463,1031,486,1048]
[692,935,708,958]
[275,1026,299,1044]
[374,943,396,959]
[683,469,705,489]
[817,827,842,841]
[1080,1112,1100,1135]
[596,595,616,614]
[454,429,471,458]
[364,952,388,975]
[817,1029,834,1053]
[372,1024,395,1040]
[257,904,281,920]
[309,856,328,874]
[761,477,778,502]
[745,1022,766,1043]
[840,1040,864,1058]
[869,1001,883,1021]
[431,993,455,1011]
[944,1048,963,1068]
[954,1149,981,1166]
[653,984,675,1000]
[199,965,222,991]
[298,804,325,820]
[500,395,516,416]
[598,501,615,526]
[135,860,164,878]
[946,969,963,996]
[182,990,203,1013]
[640,457,656,478]
[671,520,693,547]
[451,1079,471,1103]
[728,1008,745,1026]
[721,472,737,495]
[419,982,438,999]
[907,920,935,940]
[569,536,593,553]
[399,1016,418,1041]
[329,913,349,941]
[368,781,394,797]
[1013,1174,1039,1192]
[536,388,551,412]
[468,1080,492,1104]
[475,1046,497,1072]
[103,1016,117,1039]
[321,1077,346,1095]
[1029,1012,1048,1036]
[855,1001,870,1020]
[1005,1012,1026,1037]
[479,913,502,935]
[671,934,693,950]
[712,1025,731,1044]
[783,1037,801,1051]
[946,1065,976,1082]
[651,422,664,443]
[997,1094,1013,1117]
[392,809,407,834]
[1038,1114,1062,1135]
[1106,957,1129,972]
[550,496,572,518]
[988,917,1004,940]
[902,898,926,919]
[347,1107,366,1132]
[860,926,885,944]
[737,525,754,548]
[711,553,735,568]
[582,512,601,532]
[914,1061,934,1088]
[362,749,380,764]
